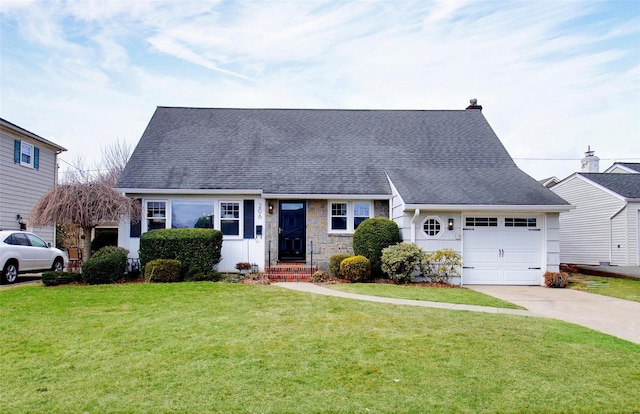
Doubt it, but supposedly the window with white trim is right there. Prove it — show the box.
[465,217,498,227]
[146,201,166,231]
[172,201,214,229]
[422,217,443,238]
[220,202,240,236]
[505,218,537,227]
[21,142,34,166]
[329,201,373,232]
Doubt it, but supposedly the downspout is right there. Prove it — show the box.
[410,209,420,243]
[609,202,627,264]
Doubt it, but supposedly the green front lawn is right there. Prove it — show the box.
[326,282,523,309]
[568,274,640,302]
[1,283,638,413]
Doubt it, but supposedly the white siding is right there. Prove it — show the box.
[0,127,58,244]
[118,194,266,272]
[546,213,560,272]
[552,176,627,265]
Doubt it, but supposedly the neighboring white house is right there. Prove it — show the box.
[0,118,66,245]
[116,101,571,285]
[551,159,640,266]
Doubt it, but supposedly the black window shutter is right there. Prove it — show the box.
[14,140,20,163]
[243,200,255,239]
[34,147,40,170]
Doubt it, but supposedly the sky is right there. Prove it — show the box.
[1,0,639,182]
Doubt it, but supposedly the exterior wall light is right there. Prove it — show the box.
[448,218,454,230]
[268,202,274,215]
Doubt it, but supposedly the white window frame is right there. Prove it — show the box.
[219,201,242,238]
[20,141,34,168]
[421,216,443,239]
[328,200,373,233]
[145,200,167,232]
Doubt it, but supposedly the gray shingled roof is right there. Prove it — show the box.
[117,107,568,206]
[615,162,640,173]
[580,173,640,199]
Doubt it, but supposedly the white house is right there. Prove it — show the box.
[116,101,571,285]
[0,118,66,245]
[551,160,640,266]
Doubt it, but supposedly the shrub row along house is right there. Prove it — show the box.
[116,100,571,285]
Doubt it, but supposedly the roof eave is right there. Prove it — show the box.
[403,204,575,212]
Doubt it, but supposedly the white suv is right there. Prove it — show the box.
[0,230,67,284]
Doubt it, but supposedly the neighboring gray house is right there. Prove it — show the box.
[0,118,66,244]
[116,102,571,285]
[551,162,640,266]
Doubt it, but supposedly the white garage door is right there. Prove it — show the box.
[462,216,542,285]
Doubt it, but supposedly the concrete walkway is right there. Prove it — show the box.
[468,286,640,345]
[273,283,640,345]
[272,282,533,316]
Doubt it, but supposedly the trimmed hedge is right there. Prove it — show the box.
[329,254,352,277]
[340,255,371,282]
[352,218,401,278]
[144,259,183,283]
[82,250,128,285]
[41,271,82,286]
[139,228,223,276]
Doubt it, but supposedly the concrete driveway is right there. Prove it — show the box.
[468,286,640,345]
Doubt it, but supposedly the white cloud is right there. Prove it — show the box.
[1,0,638,180]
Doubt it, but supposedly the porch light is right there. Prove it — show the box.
[448,218,454,230]
[268,202,274,215]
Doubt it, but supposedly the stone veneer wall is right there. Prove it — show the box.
[263,199,389,271]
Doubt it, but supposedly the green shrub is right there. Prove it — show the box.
[41,271,83,286]
[352,218,401,278]
[139,228,223,275]
[92,245,129,259]
[381,243,425,283]
[82,250,127,285]
[90,230,118,253]
[340,256,371,282]
[185,271,223,282]
[424,249,462,283]
[144,259,183,283]
[329,254,352,277]
[544,271,569,288]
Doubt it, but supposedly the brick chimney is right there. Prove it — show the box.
[580,146,600,173]
[466,98,482,111]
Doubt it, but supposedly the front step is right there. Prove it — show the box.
[266,263,317,282]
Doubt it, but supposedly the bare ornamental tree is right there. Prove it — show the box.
[30,139,139,261]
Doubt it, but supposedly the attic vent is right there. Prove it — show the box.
[466,99,483,111]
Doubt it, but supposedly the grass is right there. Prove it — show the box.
[325,282,523,309]
[568,273,640,303]
[1,282,639,413]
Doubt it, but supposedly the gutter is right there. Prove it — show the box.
[410,209,420,243]
[609,202,628,263]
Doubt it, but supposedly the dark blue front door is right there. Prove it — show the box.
[279,201,305,261]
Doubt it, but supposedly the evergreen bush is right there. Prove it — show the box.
[41,271,83,286]
[352,218,401,278]
[381,243,425,283]
[81,250,127,285]
[340,256,371,282]
[139,228,223,276]
[144,259,183,283]
[329,254,352,277]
